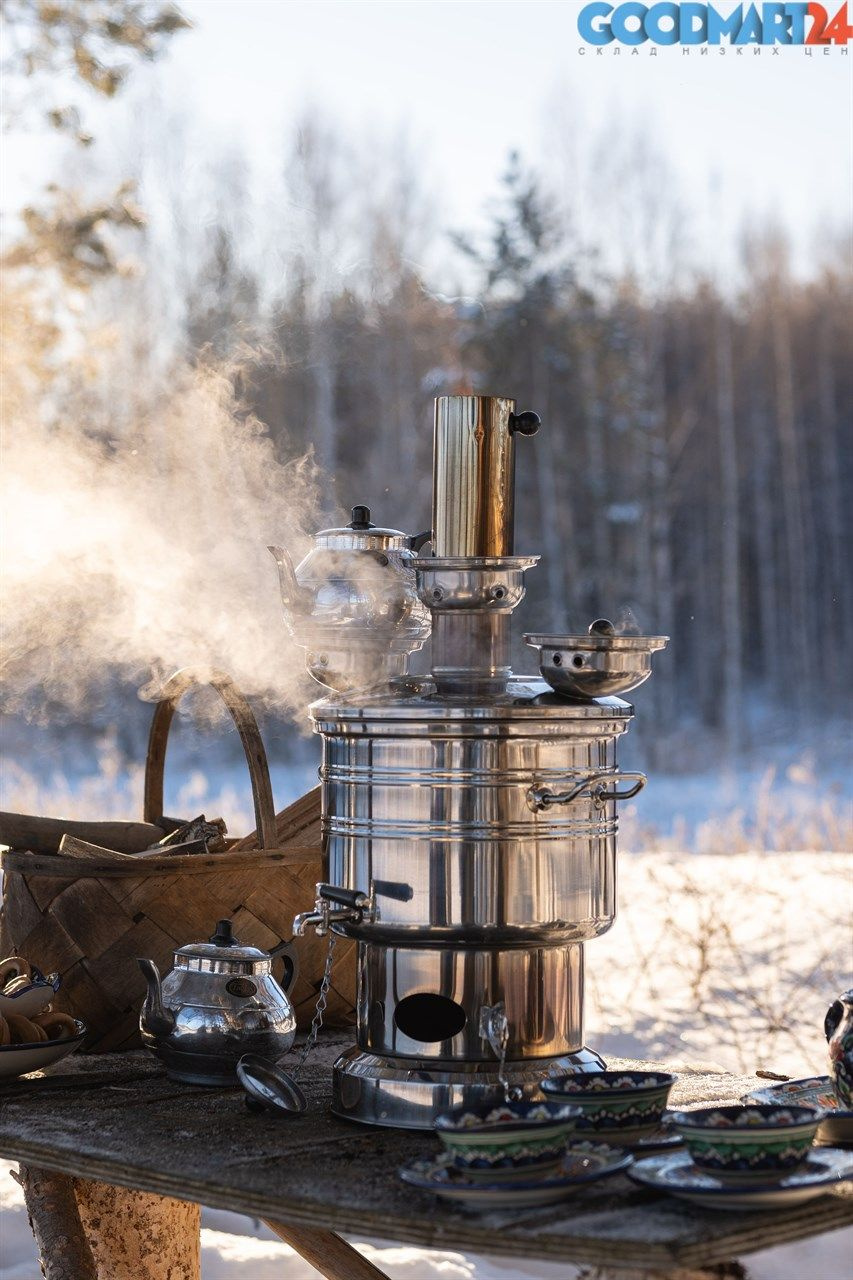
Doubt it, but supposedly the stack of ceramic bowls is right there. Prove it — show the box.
[670,1103,822,1183]
[541,1070,677,1146]
[434,1099,582,1182]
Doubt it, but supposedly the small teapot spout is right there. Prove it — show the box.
[267,545,305,617]
[137,958,175,1038]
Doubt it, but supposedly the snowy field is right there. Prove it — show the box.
[1,747,851,1277]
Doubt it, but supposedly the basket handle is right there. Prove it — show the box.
[143,667,278,851]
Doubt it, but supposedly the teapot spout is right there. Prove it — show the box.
[267,545,304,617]
[137,957,175,1038]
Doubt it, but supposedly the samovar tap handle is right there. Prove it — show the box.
[293,883,374,937]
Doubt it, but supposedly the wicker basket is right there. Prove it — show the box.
[0,669,356,1051]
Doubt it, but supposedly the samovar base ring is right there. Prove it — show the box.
[330,1044,607,1130]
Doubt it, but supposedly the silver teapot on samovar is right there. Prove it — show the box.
[269,504,431,692]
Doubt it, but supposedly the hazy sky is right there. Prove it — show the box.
[172,1,851,264]
[3,0,851,278]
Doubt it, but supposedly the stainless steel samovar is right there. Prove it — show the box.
[278,394,667,1129]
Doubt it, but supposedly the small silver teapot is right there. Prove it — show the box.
[138,920,298,1086]
[269,505,431,691]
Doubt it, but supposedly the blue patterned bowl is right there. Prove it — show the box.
[671,1104,822,1184]
[434,1099,582,1182]
[541,1070,676,1144]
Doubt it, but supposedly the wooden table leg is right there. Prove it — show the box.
[15,1165,98,1280]
[264,1219,392,1279]
[74,1178,201,1279]
[16,1165,201,1280]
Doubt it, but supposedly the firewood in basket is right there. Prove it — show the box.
[0,812,169,855]
[148,814,228,853]
[57,835,137,862]
[137,836,217,858]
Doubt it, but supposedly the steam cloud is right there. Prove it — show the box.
[0,363,331,721]
[613,607,642,636]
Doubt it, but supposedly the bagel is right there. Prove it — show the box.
[6,1013,47,1044]
[33,1012,79,1041]
[0,1015,10,1046]
[3,976,33,995]
[0,957,31,989]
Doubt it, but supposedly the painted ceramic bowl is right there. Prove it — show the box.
[0,1020,86,1080]
[0,970,61,1021]
[541,1070,676,1144]
[434,1099,582,1182]
[743,1076,853,1147]
[670,1103,822,1183]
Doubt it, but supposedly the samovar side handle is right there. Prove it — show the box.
[527,771,647,813]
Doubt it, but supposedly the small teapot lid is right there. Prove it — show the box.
[174,920,272,975]
[315,505,409,552]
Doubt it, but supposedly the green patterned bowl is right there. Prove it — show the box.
[434,1099,582,1182]
[671,1104,822,1183]
[541,1070,676,1144]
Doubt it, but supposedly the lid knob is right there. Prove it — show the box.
[349,505,374,530]
[508,410,541,437]
[210,919,237,948]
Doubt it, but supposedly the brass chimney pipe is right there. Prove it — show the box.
[431,395,539,558]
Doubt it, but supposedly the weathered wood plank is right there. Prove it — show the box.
[2,845,320,878]
[264,1222,391,1280]
[0,1043,850,1271]
[0,813,166,856]
[15,1165,98,1280]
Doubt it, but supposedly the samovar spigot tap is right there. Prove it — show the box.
[293,883,374,937]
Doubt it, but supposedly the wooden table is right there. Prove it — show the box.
[1,1034,851,1280]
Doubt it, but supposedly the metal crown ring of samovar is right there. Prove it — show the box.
[277,393,668,1129]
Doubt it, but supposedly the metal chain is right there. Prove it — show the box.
[292,931,337,1081]
[492,1008,522,1103]
[494,1016,511,1101]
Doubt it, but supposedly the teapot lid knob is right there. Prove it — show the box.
[210,919,237,948]
[349,505,374,530]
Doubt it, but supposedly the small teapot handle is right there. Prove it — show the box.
[825,994,853,1042]
[269,938,300,995]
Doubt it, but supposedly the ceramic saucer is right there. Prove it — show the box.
[570,1111,682,1151]
[399,1141,632,1208]
[742,1077,853,1146]
[628,1147,853,1211]
[628,1113,682,1153]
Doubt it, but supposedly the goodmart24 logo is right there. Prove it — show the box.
[578,2,853,44]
